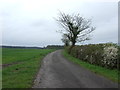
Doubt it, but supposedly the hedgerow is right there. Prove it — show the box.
[65,43,119,69]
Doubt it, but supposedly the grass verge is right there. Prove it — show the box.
[0,48,2,90]
[2,48,55,88]
[62,50,119,83]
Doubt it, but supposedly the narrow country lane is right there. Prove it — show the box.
[33,50,118,88]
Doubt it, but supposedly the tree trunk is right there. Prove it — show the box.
[68,41,75,54]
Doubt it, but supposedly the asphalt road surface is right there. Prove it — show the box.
[33,50,118,88]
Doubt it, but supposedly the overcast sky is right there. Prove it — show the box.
[0,0,118,47]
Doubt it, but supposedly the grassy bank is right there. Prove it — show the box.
[2,48,55,88]
[0,48,2,89]
[62,50,119,83]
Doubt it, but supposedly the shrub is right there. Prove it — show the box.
[102,46,118,69]
[65,43,119,69]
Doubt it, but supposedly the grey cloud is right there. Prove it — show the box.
[1,0,118,47]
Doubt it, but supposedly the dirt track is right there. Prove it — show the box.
[33,50,118,88]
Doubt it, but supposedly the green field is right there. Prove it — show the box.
[2,48,55,88]
[0,48,1,64]
[63,50,119,83]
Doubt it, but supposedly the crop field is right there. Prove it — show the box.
[2,48,55,88]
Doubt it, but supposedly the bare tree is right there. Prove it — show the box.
[61,34,70,46]
[56,12,95,49]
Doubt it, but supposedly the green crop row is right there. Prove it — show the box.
[2,48,55,88]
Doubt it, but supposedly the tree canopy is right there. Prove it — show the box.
[56,12,95,47]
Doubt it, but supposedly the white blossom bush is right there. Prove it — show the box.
[66,43,119,69]
[102,46,118,68]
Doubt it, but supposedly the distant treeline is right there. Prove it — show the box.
[46,45,64,49]
[1,45,64,49]
[1,46,43,49]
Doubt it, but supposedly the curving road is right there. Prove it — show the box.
[33,50,118,88]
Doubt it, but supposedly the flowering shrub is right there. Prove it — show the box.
[66,43,119,69]
[102,46,118,69]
